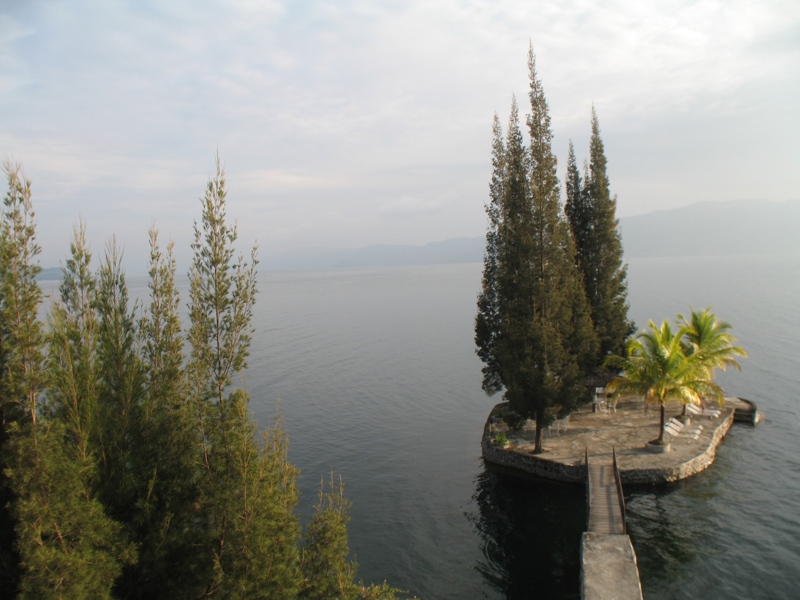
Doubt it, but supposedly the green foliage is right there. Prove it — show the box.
[0,159,394,599]
[0,160,47,597]
[0,160,46,427]
[605,316,731,442]
[117,228,203,599]
[493,432,508,446]
[46,221,99,468]
[94,239,145,522]
[300,474,359,600]
[357,581,416,600]
[476,46,597,453]
[566,108,634,360]
[188,158,307,597]
[678,307,746,384]
[6,421,136,599]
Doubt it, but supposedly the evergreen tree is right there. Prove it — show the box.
[300,474,359,600]
[475,114,505,397]
[118,228,203,599]
[6,420,137,599]
[47,222,100,469]
[94,238,145,522]
[0,161,46,597]
[1,164,135,598]
[0,161,45,427]
[476,47,597,453]
[187,157,301,597]
[566,108,633,359]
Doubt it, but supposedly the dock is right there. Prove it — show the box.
[581,449,642,599]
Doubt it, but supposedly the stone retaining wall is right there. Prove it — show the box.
[481,402,736,485]
[619,412,734,484]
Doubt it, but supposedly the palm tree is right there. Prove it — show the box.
[605,320,722,444]
[679,307,747,396]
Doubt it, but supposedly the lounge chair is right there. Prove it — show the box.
[686,403,721,419]
[663,418,685,439]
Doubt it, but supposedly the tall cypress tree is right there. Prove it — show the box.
[47,221,100,470]
[566,108,633,359]
[187,157,301,596]
[299,474,359,600]
[94,238,145,522]
[0,161,46,596]
[476,48,596,453]
[6,419,137,599]
[118,228,203,599]
[1,165,135,598]
[475,114,505,397]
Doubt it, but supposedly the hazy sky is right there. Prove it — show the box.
[2,0,798,273]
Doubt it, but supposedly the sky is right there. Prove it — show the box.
[1,0,798,273]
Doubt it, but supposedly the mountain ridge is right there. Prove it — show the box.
[260,199,799,271]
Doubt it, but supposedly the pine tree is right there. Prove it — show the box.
[1,163,135,598]
[47,222,100,469]
[6,420,137,599]
[187,157,301,597]
[566,108,633,359]
[94,238,145,522]
[475,114,505,397]
[117,228,204,599]
[0,161,47,597]
[300,474,359,600]
[0,161,45,427]
[476,47,597,453]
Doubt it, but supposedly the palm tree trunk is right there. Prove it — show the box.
[658,404,666,442]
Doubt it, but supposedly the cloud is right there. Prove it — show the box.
[0,0,798,271]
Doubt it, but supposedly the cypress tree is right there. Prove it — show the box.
[475,114,505,397]
[566,108,633,359]
[1,164,135,598]
[187,157,301,596]
[0,161,45,427]
[47,221,100,469]
[118,228,203,599]
[6,420,137,599]
[0,161,46,596]
[476,47,597,453]
[300,474,359,600]
[94,238,145,522]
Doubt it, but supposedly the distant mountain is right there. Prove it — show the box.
[262,200,799,271]
[618,199,800,258]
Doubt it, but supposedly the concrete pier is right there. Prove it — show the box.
[581,534,643,600]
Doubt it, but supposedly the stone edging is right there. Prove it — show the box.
[481,403,736,484]
[481,406,585,483]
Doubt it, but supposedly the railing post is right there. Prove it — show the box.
[612,446,627,534]
[585,447,590,531]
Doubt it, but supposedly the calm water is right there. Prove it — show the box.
[126,254,800,598]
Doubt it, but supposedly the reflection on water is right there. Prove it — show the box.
[625,481,714,584]
[469,468,586,600]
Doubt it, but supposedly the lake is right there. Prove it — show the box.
[128,253,800,598]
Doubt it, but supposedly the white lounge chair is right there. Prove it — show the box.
[686,403,721,419]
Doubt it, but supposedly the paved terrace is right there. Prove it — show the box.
[482,396,744,484]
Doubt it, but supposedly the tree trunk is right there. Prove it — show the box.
[658,404,666,442]
[534,419,543,454]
